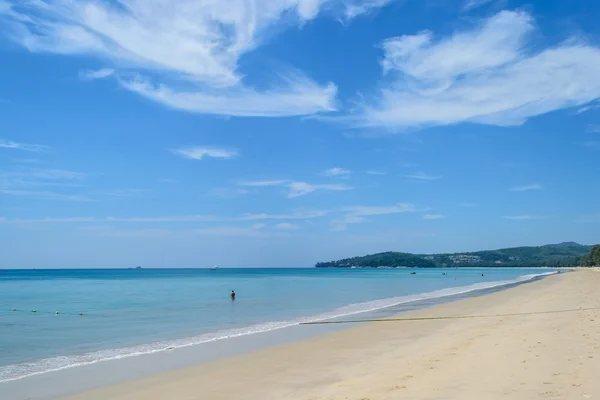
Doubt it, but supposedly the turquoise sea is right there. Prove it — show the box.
[0,267,556,382]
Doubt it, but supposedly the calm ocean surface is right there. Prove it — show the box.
[0,267,555,382]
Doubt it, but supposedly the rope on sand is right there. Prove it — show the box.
[300,306,600,325]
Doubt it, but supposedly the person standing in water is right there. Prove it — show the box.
[230,290,236,300]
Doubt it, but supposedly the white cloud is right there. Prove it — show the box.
[320,167,350,177]
[365,170,386,175]
[423,214,446,220]
[0,0,340,117]
[274,222,300,230]
[122,75,337,117]
[172,147,237,160]
[240,179,351,197]
[405,171,442,180]
[503,215,540,220]
[79,68,114,80]
[509,184,541,192]
[463,0,494,11]
[352,11,600,129]
[0,139,48,152]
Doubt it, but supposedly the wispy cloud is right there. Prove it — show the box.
[350,11,600,130]
[0,139,49,153]
[587,125,600,133]
[172,147,238,160]
[509,184,541,192]
[95,225,279,238]
[331,202,422,230]
[3,210,330,224]
[365,170,386,175]
[343,203,422,216]
[79,68,114,80]
[329,215,366,231]
[0,189,91,202]
[240,180,291,187]
[319,167,350,177]
[463,0,494,11]
[343,0,394,20]
[576,102,600,114]
[240,179,351,198]
[238,210,329,221]
[287,182,351,198]
[503,215,540,220]
[405,172,443,181]
[1,168,85,185]
[0,0,342,118]
[423,214,446,220]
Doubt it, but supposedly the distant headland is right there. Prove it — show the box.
[315,242,600,268]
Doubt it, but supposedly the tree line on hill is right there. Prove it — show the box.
[315,242,600,268]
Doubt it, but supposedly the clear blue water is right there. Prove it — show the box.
[0,267,555,382]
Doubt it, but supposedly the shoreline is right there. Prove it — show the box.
[56,270,599,399]
[2,270,589,399]
[0,270,554,390]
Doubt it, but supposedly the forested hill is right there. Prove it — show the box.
[315,242,594,268]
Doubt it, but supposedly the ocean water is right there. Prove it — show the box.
[0,267,556,383]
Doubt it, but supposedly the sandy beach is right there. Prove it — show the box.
[55,270,600,400]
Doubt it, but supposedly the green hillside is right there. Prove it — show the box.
[315,242,595,268]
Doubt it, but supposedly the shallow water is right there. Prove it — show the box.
[0,267,555,382]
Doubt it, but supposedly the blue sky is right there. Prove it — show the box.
[1,0,599,268]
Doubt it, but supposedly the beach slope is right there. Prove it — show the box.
[63,270,600,400]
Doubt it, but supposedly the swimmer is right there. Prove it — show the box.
[230,290,236,300]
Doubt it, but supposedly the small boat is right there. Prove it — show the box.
[210,265,219,271]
